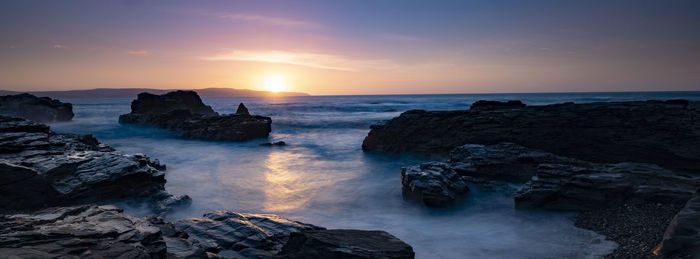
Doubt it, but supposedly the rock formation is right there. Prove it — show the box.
[0,93,74,123]
[363,100,700,174]
[400,162,469,207]
[0,205,415,258]
[655,191,700,257]
[0,116,189,214]
[119,91,271,141]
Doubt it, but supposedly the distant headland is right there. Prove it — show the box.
[0,87,310,99]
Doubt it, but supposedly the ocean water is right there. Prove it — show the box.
[50,92,700,259]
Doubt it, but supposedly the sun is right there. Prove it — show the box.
[264,75,287,93]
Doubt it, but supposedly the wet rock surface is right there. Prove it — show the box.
[363,100,700,174]
[0,116,189,214]
[280,229,416,259]
[119,91,271,141]
[401,162,469,207]
[0,206,415,259]
[0,205,166,258]
[0,93,74,123]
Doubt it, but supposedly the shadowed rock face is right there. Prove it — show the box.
[656,191,700,258]
[0,206,415,259]
[0,93,74,123]
[363,100,700,174]
[400,162,469,207]
[280,229,416,259]
[0,116,189,214]
[119,91,272,141]
[0,205,166,258]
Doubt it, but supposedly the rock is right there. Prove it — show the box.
[170,211,323,257]
[449,142,584,182]
[0,205,166,258]
[513,160,697,211]
[119,91,272,141]
[261,141,286,147]
[400,162,469,207]
[0,116,188,214]
[469,100,525,111]
[280,229,415,259]
[236,102,250,115]
[363,100,700,174]
[0,93,74,123]
[655,190,700,257]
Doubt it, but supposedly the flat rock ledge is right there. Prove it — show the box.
[0,93,74,123]
[0,116,189,214]
[119,91,271,141]
[364,99,700,174]
[0,205,415,259]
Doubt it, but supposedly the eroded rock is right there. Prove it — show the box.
[363,100,700,174]
[0,116,188,214]
[401,162,469,207]
[0,93,74,123]
[280,229,415,259]
[119,91,271,141]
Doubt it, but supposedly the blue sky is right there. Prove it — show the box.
[1,0,699,94]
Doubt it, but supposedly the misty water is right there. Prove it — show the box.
[50,92,700,259]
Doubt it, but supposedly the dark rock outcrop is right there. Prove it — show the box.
[280,229,415,259]
[261,141,287,147]
[363,100,700,174]
[400,162,469,207]
[655,191,700,257]
[0,93,74,123]
[119,91,272,141]
[0,116,189,214]
[1,205,415,259]
[0,205,166,258]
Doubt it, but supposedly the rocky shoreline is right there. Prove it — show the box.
[0,114,414,258]
[364,100,700,257]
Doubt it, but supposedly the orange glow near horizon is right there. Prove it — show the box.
[263,74,287,93]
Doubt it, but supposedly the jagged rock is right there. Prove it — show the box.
[514,162,698,211]
[363,100,700,174]
[0,93,74,123]
[469,100,525,111]
[119,91,271,141]
[0,205,166,258]
[449,142,584,182]
[170,211,323,257]
[0,116,188,214]
[400,162,469,207]
[655,191,700,257]
[280,229,415,259]
[236,102,250,115]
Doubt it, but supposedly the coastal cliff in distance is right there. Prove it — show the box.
[0,87,309,99]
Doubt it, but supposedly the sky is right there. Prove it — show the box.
[1,0,699,95]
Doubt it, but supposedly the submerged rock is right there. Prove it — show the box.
[0,205,166,258]
[0,116,188,214]
[261,141,287,147]
[119,90,272,141]
[0,93,74,123]
[280,229,415,259]
[401,162,469,207]
[363,100,700,174]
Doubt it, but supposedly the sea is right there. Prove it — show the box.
[49,91,700,259]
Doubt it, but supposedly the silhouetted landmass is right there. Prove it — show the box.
[0,87,309,99]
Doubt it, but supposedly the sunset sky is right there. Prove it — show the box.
[1,0,699,95]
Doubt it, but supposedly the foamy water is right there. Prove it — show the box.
[50,92,700,258]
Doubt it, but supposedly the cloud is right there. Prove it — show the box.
[127,49,149,55]
[203,50,397,72]
[218,14,320,29]
[380,33,427,43]
[53,44,66,49]
[9,45,15,49]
